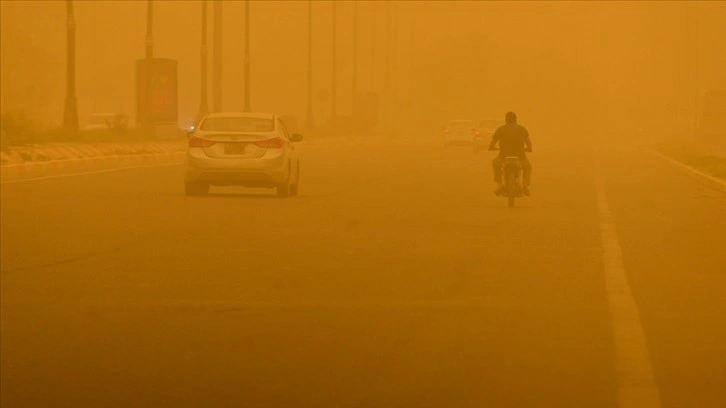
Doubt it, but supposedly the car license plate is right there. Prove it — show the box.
[224,143,246,154]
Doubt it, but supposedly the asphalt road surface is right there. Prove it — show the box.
[2,137,725,407]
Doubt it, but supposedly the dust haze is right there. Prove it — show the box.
[2,1,726,407]
[3,1,724,138]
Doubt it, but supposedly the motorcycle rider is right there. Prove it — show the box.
[489,111,532,196]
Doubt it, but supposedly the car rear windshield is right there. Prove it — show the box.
[479,120,500,128]
[89,115,115,125]
[200,117,274,132]
[448,120,474,129]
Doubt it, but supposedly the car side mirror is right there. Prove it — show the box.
[290,133,303,142]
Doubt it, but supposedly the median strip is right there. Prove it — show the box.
[0,159,184,185]
[1,151,185,183]
[647,144,726,190]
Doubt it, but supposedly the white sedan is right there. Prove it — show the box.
[184,112,303,197]
[443,119,476,146]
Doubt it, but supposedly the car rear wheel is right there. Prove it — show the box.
[277,163,295,198]
[289,164,300,196]
[185,181,209,196]
[276,183,290,197]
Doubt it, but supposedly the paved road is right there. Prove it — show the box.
[2,138,725,407]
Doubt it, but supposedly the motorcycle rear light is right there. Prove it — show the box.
[254,137,284,149]
[189,137,216,147]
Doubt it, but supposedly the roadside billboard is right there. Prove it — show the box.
[136,58,178,127]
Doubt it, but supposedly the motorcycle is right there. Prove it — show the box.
[500,156,525,207]
[490,148,529,208]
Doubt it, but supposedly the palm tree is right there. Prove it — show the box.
[331,1,337,129]
[306,0,314,131]
[197,0,209,124]
[244,0,251,111]
[63,0,79,130]
[144,0,154,131]
[213,0,222,112]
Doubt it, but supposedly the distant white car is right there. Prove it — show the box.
[473,118,501,152]
[84,113,128,131]
[184,112,303,197]
[443,119,476,146]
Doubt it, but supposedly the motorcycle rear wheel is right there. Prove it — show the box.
[506,174,516,208]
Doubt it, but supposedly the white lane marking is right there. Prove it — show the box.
[0,297,530,310]
[0,162,183,185]
[596,164,661,408]
[647,148,726,189]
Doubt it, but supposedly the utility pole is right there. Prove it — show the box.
[331,1,337,130]
[306,0,314,131]
[63,0,79,130]
[407,5,415,138]
[197,0,209,124]
[352,1,358,134]
[384,1,390,136]
[391,2,398,137]
[371,3,375,93]
[244,0,251,112]
[213,0,222,112]
[144,0,154,131]
[691,4,700,140]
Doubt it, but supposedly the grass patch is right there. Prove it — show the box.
[654,141,726,179]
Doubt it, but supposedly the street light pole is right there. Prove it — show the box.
[244,0,251,112]
[63,0,79,131]
[213,0,222,112]
[352,1,358,133]
[384,1,390,136]
[197,0,209,124]
[370,4,378,135]
[331,1,337,130]
[144,0,154,131]
[406,5,414,137]
[306,0,315,131]
[692,4,700,140]
[391,2,398,137]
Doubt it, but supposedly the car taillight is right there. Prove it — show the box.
[444,128,449,134]
[189,137,216,147]
[473,130,480,136]
[254,137,284,149]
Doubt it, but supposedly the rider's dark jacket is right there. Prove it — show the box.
[489,123,532,158]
